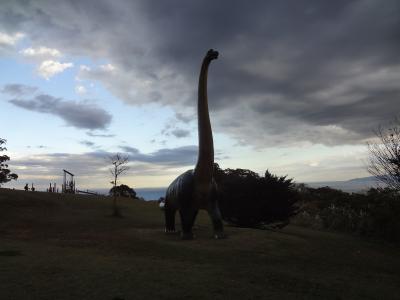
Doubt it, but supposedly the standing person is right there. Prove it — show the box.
[24,183,29,191]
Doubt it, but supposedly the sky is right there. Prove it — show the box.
[0,0,399,191]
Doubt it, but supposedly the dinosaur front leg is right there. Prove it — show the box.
[179,209,198,240]
[207,202,226,239]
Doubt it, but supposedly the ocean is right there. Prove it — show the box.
[135,187,166,201]
[93,187,166,201]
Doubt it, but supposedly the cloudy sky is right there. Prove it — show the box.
[1,0,399,191]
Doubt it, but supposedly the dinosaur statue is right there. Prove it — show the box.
[164,49,225,240]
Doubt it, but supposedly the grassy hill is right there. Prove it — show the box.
[0,188,399,299]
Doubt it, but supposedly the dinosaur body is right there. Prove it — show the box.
[164,49,224,239]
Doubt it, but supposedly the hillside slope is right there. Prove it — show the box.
[0,188,399,299]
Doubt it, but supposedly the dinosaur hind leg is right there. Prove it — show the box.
[179,209,198,240]
[165,207,177,233]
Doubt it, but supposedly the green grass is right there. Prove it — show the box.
[0,188,399,299]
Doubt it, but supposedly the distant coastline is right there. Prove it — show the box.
[93,187,166,201]
[4,176,382,199]
[135,187,166,201]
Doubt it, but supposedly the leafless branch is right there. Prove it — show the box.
[367,118,400,191]
[107,152,130,217]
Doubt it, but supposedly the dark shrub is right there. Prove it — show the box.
[109,184,137,199]
[297,186,400,242]
[214,164,299,229]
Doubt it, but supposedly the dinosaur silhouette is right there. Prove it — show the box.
[164,49,225,239]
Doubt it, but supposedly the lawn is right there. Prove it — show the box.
[0,188,399,299]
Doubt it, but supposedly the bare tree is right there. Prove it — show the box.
[367,118,400,191]
[109,153,129,217]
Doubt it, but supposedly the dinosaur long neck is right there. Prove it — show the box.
[194,57,214,183]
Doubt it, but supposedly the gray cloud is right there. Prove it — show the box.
[10,145,198,189]
[86,131,116,138]
[120,145,197,166]
[171,129,191,138]
[79,140,97,148]
[9,93,112,130]
[1,0,399,146]
[26,145,48,149]
[175,112,194,124]
[12,151,109,177]
[2,83,37,96]
[160,121,192,139]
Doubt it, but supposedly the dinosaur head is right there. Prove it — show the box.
[206,49,219,61]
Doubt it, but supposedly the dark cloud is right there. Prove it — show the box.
[86,131,116,138]
[1,0,399,146]
[121,145,197,166]
[2,84,37,96]
[175,112,194,124]
[119,146,141,155]
[79,140,96,148]
[160,121,192,139]
[26,145,48,149]
[9,93,112,130]
[171,129,191,138]
[142,146,197,166]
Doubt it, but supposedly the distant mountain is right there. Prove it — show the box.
[305,176,384,193]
